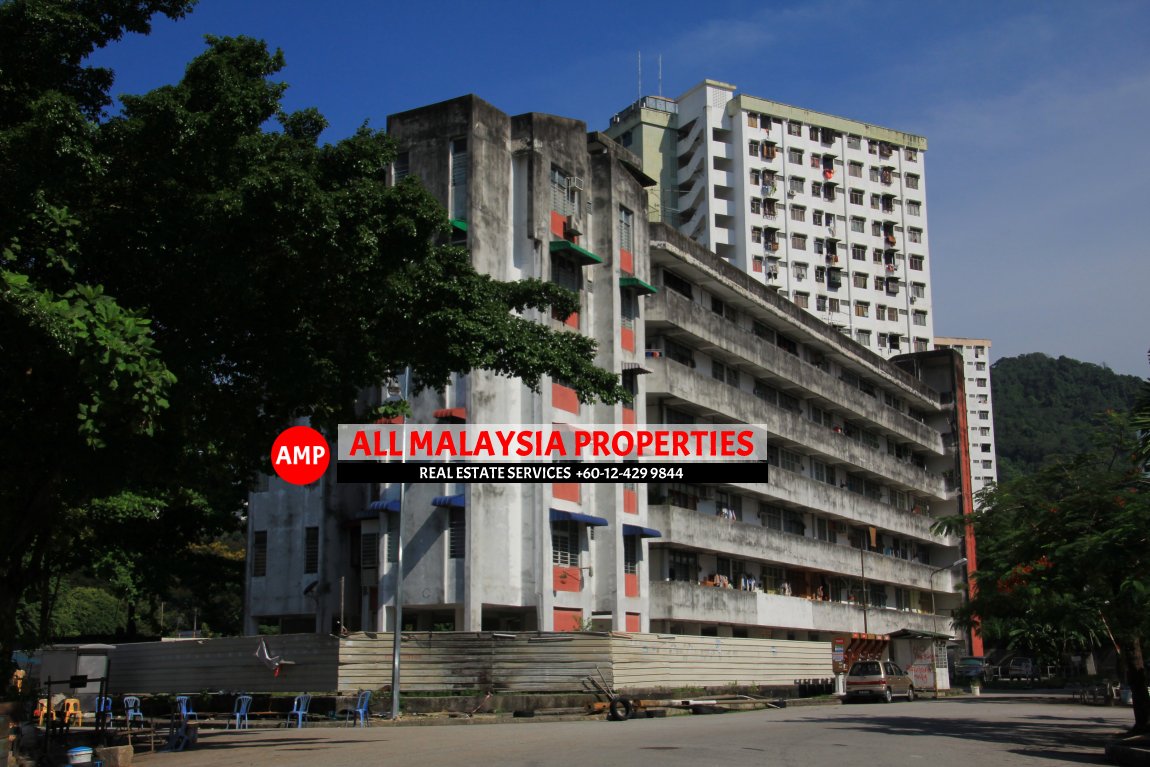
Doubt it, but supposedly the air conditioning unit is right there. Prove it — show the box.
[787,190,796,198]
[910,297,917,304]
[567,175,585,191]
[564,215,584,237]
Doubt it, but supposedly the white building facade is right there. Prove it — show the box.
[934,337,998,498]
[607,80,935,359]
[244,96,977,658]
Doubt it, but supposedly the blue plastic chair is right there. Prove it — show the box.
[229,695,252,730]
[94,695,113,727]
[345,690,371,727]
[286,694,311,728]
[123,696,145,727]
[175,695,198,721]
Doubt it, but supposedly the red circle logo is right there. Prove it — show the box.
[271,426,331,485]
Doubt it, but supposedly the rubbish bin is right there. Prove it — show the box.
[67,746,94,764]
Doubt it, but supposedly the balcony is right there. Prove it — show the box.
[645,290,945,452]
[649,580,951,635]
[645,358,948,495]
[647,504,954,590]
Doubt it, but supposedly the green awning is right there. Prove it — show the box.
[619,276,658,295]
[450,218,468,232]
[549,239,603,266]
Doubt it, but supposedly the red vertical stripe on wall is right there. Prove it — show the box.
[625,612,641,632]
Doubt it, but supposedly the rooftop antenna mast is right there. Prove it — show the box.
[659,54,662,97]
[637,51,642,99]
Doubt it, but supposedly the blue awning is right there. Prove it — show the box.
[549,509,608,527]
[366,499,401,513]
[622,524,662,538]
[433,494,466,509]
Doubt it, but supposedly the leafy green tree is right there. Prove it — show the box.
[937,413,1150,732]
[0,0,625,677]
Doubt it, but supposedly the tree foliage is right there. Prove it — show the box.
[991,353,1143,481]
[0,0,625,672]
[937,413,1150,731]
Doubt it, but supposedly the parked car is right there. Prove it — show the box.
[953,656,988,681]
[1007,657,1034,679]
[845,660,916,703]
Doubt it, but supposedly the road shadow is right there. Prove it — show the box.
[828,705,1124,764]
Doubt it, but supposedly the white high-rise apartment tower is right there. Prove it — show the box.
[607,80,934,358]
[934,337,998,499]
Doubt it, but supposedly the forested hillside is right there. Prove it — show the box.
[991,353,1143,480]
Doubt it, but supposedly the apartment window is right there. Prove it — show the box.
[711,359,739,387]
[794,291,810,309]
[851,244,866,261]
[669,549,698,582]
[856,329,871,346]
[748,140,761,158]
[747,112,760,128]
[855,301,870,317]
[906,173,920,189]
[393,151,410,181]
[907,200,922,216]
[849,188,863,205]
[552,520,579,566]
[979,410,989,421]
[386,513,399,563]
[252,531,267,577]
[550,165,577,216]
[811,460,835,486]
[809,153,822,169]
[829,297,841,313]
[780,448,802,473]
[976,361,987,371]
[789,176,805,194]
[905,148,918,162]
[663,270,694,299]
[981,443,992,453]
[870,221,882,237]
[911,282,925,299]
[909,255,924,270]
[448,508,466,559]
[619,206,634,252]
[360,532,378,569]
[914,337,929,352]
[848,272,864,289]
[304,526,319,574]
[980,427,991,436]
[877,333,888,349]
[807,125,819,140]
[813,210,824,227]
[850,216,865,233]
[665,338,695,367]
[783,510,806,536]
[869,166,881,182]
[848,161,863,178]
[788,121,802,136]
[750,197,762,215]
[794,263,808,280]
[885,307,897,321]
[788,148,803,165]
[760,504,783,531]
[912,310,927,326]
[791,234,807,250]
[791,205,806,222]
[847,135,861,149]
[552,253,581,293]
[908,228,923,243]
[449,137,469,220]
[982,460,993,470]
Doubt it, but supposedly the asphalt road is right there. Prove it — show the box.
[150,693,1133,767]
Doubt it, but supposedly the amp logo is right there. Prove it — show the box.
[271,426,331,486]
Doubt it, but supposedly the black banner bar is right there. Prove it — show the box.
[337,461,769,485]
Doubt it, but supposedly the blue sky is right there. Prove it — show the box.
[88,0,1150,377]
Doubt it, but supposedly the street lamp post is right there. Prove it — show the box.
[929,557,968,697]
[386,369,411,721]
